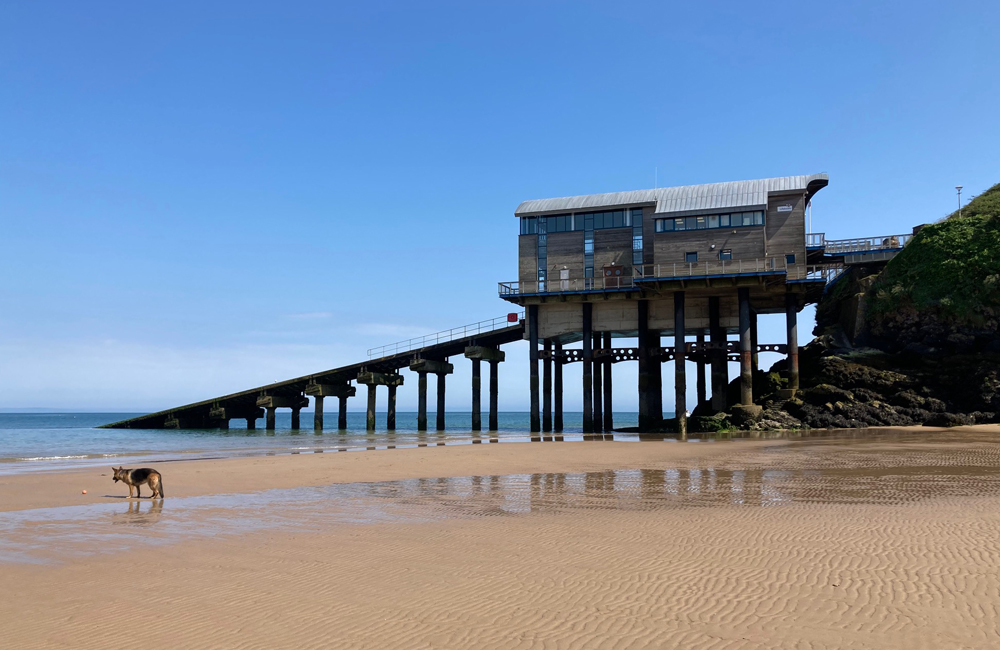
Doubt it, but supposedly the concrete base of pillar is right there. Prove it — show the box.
[730,404,763,425]
[775,388,798,400]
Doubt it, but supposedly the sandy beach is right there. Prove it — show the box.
[3,426,1000,649]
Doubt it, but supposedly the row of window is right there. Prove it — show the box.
[654,211,765,233]
[679,251,796,263]
[520,208,643,235]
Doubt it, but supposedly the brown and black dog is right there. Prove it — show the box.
[112,466,165,498]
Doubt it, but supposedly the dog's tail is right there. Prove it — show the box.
[159,477,165,498]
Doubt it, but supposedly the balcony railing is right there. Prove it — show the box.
[366,312,524,360]
[498,258,844,296]
[822,234,911,255]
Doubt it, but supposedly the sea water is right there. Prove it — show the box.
[0,412,649,474]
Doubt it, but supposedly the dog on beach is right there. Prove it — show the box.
[112,466,165,498]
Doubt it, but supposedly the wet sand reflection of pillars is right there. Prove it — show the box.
[553,342,563,433]
[602,332,613,432]
[593,333,603,433]
[542,340,552,432]
[582,302,594,434]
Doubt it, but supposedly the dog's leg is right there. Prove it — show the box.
[128,485,134,499]
[136,484,141,498]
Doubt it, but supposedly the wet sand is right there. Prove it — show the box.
[2,425,1000,648]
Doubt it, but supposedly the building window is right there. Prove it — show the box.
[520,217,537,235]
[786,253,796,265]
[573,208,633,231]
[654,210,764,233]
[631,207,643,266]
[719,249,732,261]
[685,251,698,263]
[584,214,594,280]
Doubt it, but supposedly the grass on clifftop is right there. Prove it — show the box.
[868,182,1000,326]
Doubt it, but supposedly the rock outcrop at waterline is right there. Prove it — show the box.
[689,182,1000,433]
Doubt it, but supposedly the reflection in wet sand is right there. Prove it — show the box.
[4,430,1000,564]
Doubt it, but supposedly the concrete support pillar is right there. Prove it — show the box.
[366,383,377,431]
[638,300,654,430]
[786,293,800,391]
[489,360,499,432]
[709,297,728,412]
[218,419,229,430]
[313,395,324,431]
[417,372,428,431]
[553,342,564,433]
[542,340,552,432]
[436,372,447,431]
[471,358,482,432]
[696,332,707,408]
[582,302,594,434]
[750,308,759,373]
[592,333,603,433]
[529,304,540,433]
[246,417,256,430]
[387,384,397,430]
[674,291,687,436]
[291,407,301,430]
[602,332,613,432]
[266,407,276,431]
[738,288,754,405]
[338,395,348,430]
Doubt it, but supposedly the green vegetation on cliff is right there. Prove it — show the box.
[866,182,1000,348]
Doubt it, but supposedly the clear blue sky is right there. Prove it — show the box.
[1,0,997,412]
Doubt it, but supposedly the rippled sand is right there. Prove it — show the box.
[2,427,1000,648]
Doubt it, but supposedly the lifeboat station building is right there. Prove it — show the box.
[499,173,833,435]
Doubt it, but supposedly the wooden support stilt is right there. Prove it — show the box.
[696,332,707,408]
[709,296,728,412]
[674,291,687,436]
[313,395,324,431]
[266,407,276,431]
[738,288,753,405]
[542,339,552,432]
[471,358,482,432]
[602,332,613,432]
[553,342,563,433]
[593,332,603,433]
[638,299,653,430]
[366,383,376,431]
[436,371,447,431]
[246,417,256,430]
[387,384,397,430]
[786,293,800,391]
[489,359,499,432]
[529,305,540,433]
[582,302,593,434]
[291,407,301,430]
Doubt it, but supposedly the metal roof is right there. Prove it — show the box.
[515,173,829,217]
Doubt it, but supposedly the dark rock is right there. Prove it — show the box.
[800,384,854,406]
[690,414,731,433]
[922,412,975,428]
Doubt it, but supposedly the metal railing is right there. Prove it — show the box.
[499,258,845,296]
[806,233,826,247]
[366,313,524,360]
[821,234,911,255]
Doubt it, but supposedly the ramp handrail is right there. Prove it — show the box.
[822,234,911,254]
[366,313,524,360]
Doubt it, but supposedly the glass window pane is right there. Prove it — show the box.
[696,216,707,229]
[685,251,698,263]
[685,217,697,230]
[624,211,632,227]
[633,236,642,250]
[743,213,753,226]
[755,211,764,225]
[720,214,729,227]
[708,215,719,228]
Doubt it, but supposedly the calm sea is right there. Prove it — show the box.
[0,412,653,475]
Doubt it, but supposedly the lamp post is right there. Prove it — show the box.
[957,186,963,218]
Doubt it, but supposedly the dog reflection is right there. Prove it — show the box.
[112,499,164,526]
